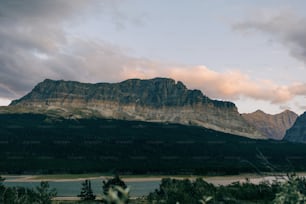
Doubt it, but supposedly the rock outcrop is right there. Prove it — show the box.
[9,78,265,139]
[284,112,306,143]
[242,110,298,140]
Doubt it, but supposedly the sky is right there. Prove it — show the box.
[0,0,306,114]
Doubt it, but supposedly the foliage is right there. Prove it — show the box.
[214,178,279,202]
[148,177,285,204]
[102,175,129,204]
[273,174,306,204]
[78,179,96,201]
[0,186,38,204]
[0,180,56,204]
[147,178,216,204]
[35,181,57,204]
[102,175,127,194]
[2,174,306,203]
[147,174,306,204]
[101,186,130,204]
[198,195,213,204]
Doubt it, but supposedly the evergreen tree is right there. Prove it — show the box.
[78,179,96,200]
[0,176,5,202]
[0,176,4,189]
[35,181,57,204]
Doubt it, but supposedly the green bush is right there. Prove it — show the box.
[148,177,284,204]
[101,175,129,204]
[273,174,306,204]
[148,178,216,204]
[0,180,56,204]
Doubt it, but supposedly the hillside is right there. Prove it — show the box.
[284,111,306,143]
[0,113,305,174]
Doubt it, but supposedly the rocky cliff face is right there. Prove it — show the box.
[242,110,298,140]
[284,112,306,143]
[10,78,264,139]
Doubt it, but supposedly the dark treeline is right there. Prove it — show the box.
[0,113,306,174]
[148,174,306,204]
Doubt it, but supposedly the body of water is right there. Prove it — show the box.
[3,174,297,197]
[3,179,160,197]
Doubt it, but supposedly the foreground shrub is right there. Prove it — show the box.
[148,177,283,204]
[273,174,306,204]
[0,180,56,204]
[101,175,129,204]
[148,178,216,204]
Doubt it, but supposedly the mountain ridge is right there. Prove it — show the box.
[242,109,298,140]
[7,78,265,139]
[11,78,236,108]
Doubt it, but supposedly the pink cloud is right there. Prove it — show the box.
[120,63,306,104]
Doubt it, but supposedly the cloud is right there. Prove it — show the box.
[0,0,89,97]
[121,64,306,104]
[0,0,89,22]
[0,0,143,99]
[0,98,11,106]
[299,106,306,112]
[1,1,306,112]
[279,105,292,111]
[233,9,306,64]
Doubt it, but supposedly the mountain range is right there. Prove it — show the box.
[6,78,264,139]
[0,78,303,141]
[1,78,306,174]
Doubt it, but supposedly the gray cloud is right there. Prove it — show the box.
[1,1,306,115]
[0,0,146,100]
[0,0,90,96]
[279,105,291,111]
[233,10,306,64]
[0,0,86,20]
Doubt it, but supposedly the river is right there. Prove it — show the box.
[2,174,298,197]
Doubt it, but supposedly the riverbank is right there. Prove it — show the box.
[3,172,306,183]
[3,173,306,202]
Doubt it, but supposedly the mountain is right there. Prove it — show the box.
[6,78,264,139]
[284,112,306,143]
[242,110,298,140]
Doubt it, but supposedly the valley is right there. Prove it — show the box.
[1,78,306,203]
[0,113,306,175]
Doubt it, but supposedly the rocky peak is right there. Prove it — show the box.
[253,110,266,115]
[242,110,298,140]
